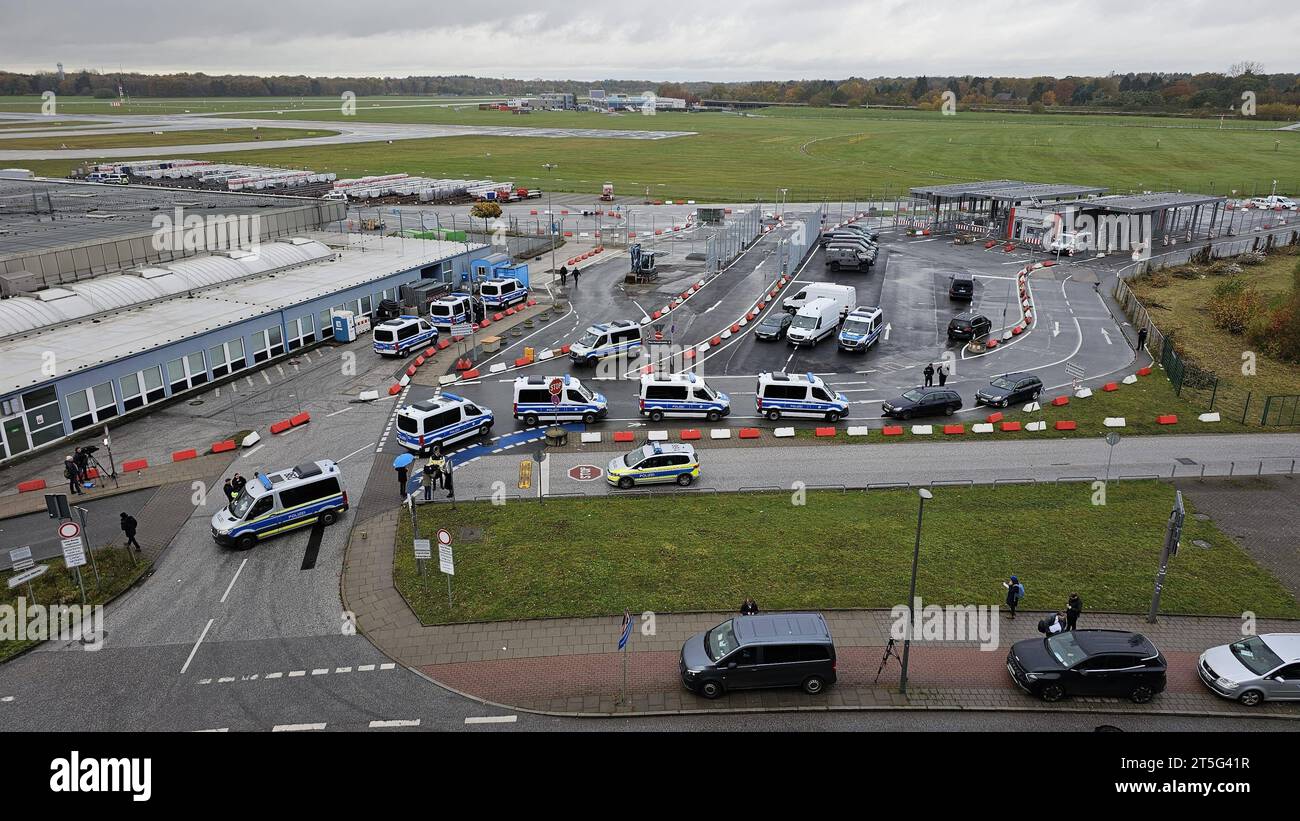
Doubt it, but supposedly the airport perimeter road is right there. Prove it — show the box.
[430,433,1300,501]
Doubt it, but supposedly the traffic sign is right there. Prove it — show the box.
[1065,362,1086,380]
[60,535,86,569]
[436,529,452,547]
[413,539,432,560]
[568,464,603,482]
[7,564,48,589]
[58,521,81,540]
[8,547,33,573]
[438,544,455,576]
[451,322,473,337]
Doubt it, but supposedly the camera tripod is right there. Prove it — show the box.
[84,449,119,489]
[874,637,901,684]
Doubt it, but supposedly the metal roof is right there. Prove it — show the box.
[0,240,333,337]
[0,236,485,394]
[909,180,1107,201]
[1080,192,1226,213]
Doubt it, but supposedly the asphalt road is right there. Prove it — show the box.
[0,488,154,570]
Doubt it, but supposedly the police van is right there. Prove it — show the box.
[394,393,494,453]
[837,306,885,353]
[478,277,528,310]
[211,460,348,550]
[607,442,700,489]
[429,293,478,331]
[755,372,850,421]
[639,372,730,422]
[568,320,643,365]
[512,375,608,426]
[373,315,438,357]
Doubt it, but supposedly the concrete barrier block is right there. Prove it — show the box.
[710,429,732,439]
[398,374,411,387]
[647,430,669,441]
[1122,374,1139,385]
[738,428,761,439]
[1025,421,1047,432]
[1023,401,1041,413]
[122,458,149,472]
[1198,412,1221,423]
[241,431,261,447]
[17,479,47,493]
[172,449,198,462]
[910,425,933,435]
[773,427,796,438]
[972,423,994,433]
[438,374,459,386]
[580,432,602,443]
[489,363,508,373]
[1074,388,1093,398]
[358,390,379,402]
[613,431,635,443]
[1104,417,1126,427]
[846,426,871,436]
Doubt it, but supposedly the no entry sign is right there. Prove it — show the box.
[568,465,603,482]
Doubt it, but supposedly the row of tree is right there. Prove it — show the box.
[1,68,1296,119]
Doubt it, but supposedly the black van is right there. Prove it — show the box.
[680,613,837,698]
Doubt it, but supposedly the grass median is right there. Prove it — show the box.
[394,480,1298,625]
[0,127,336,151]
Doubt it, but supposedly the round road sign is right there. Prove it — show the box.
[57,521,81,539]
[548,378,563,396]
[436,528,452,546]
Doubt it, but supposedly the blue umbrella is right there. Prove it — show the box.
[392,452,415,469]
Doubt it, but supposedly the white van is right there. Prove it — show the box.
[479,277,528,310]
[638,372,730,422]
[512,375,608,426]
[782,282,856,315]
[429,293,476,330]
[755,371,850,422]
[1048,231,1092,255]
[568,320,643,365]
[210,460,348,550]
[394,392,494,453]
[373,315,438,357]
[788,296,850,347]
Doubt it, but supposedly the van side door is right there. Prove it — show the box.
[718,646,760,690]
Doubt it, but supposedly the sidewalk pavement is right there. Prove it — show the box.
[342,508,1300,719]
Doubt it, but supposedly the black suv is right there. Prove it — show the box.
[975,373,1043,408]
[753,312,793,341]
[948,312,991,341]
[948,274,975,300]
[1007,629,1168,704]
[881,387,962,419]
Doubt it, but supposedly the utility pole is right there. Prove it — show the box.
[899,488,932,696]
[1147,490,1185,623]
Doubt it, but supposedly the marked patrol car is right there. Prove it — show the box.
[512,375,608,426]
[837,306,885,353]
[755,372,850,422]
[639,372,730,422]
[211,460,348,550]
[373,315,438,357]
[478,276,528,310]
[568,319,642,365]
[607,442,700,489]
[394,393,494,453]
[429,293,478,331]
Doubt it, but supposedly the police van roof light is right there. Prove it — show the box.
[806,372,817,383]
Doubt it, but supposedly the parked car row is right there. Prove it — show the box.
[880,372,1044,420]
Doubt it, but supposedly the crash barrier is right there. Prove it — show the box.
[172,449,198,462]
[17,479,47,493]
[122,459,148,472]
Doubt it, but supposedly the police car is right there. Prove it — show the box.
[373,315,438,357]
[512,375,607,426]
[394,393,494,453]
[607,442,700,489]
[569,320,642,365]
[478,277,528,310]
[211,460,348,550]
[755,372,850,422]
[639,372,730,422]
[429,293,477,331]
[837,306,885,353]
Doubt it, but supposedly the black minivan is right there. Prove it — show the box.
[680,613,837,698]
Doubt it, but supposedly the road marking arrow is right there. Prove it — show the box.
[1100,328,1113,345]
[1053,321,1060,337]
[883,323,892,341]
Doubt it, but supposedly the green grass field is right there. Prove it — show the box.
[393,481,1298,625]
[0,127,336,151]
[5,96,1296,202]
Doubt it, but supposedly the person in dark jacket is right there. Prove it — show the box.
[1004,575,1024,619]
[120,512,141,552]
[937,362,949,386]
[1066,593,1083,631]
[442,456,455,499]
[64,456,83,494]
[396,464,409,501]
[923,363,935,387]
[222,479,234,504]
[558,265,568,287]
[571,266,580,287]
[740,598,758,616]
[73,447,90,484]
[231,473,247,497]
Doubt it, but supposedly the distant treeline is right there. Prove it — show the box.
[1,69,1297,119]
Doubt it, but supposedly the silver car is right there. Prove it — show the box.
[1198,634,1300,706]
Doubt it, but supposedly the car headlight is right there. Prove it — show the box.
[1025,673,1039,681]
[1216,677,1239,690]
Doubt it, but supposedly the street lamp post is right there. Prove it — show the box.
[899,487,933,696]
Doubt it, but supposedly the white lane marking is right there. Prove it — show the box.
[242,444,264,459]
[380,663,396,670]
[369,719,421,728]
[288,670,306,677]
[339,443,377,463]
[1053,321,1060,337]
[245,376,253,386]
[261,371,272,384]
[703,299,723,313]
[219,558,247,604]
[1,696,14,703]
[272,723,326,732]
[194,728,228,732]
[335,667,352,674]
[265,672,283,679]
[1100,328,1113,345]
[180,618,215,675]
[275,365,285,376]
[358,664,376,672]
[311,668,329,675]
[326,407,352,418]
[465,715,518,725]
[218,677,236,683]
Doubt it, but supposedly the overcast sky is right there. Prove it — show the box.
[2,0,1296,80]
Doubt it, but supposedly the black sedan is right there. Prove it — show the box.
[1007,629,1168,704]
[975,373,1043,408]
[881,387,962,420]
[754,312,793,341]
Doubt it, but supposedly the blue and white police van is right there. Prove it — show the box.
[837,306,885,353]
[755,371,850,422]
[373,315,438,357]
[568,320,642,365]
[478,276,528,310]
[394,393,494,454]
[512,375,608,426]
[429,293,477,331]
[638,372,731,422]
[211,460,348,550]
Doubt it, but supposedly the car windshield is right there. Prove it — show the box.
[696,384,717,400]
[842,318,869,334]
[1046,632,1088,667]
[792,314,818,331]
[704,620,739,662]
[901,389,923,402]
[759,316,783,328]
[229,489,257,519]
[1230,636,1285,675]
[621,446,648,467]
[578,331,600,347]
[990,377,1016,390]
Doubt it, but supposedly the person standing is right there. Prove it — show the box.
[740,597,758,616]
[64,456,83,495]
[231,473,247,496]
[923,363,935,387]
[1066,593,1083,631]
[1136,326,1149,354]
[937,362,949,386]
[558,265,568,287]
[420,460,435,502]
[571,266,580,288]
[396,464,409,502]
[1003,575,1025,619]
[73,447,90,485]
[120,512,141,552]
